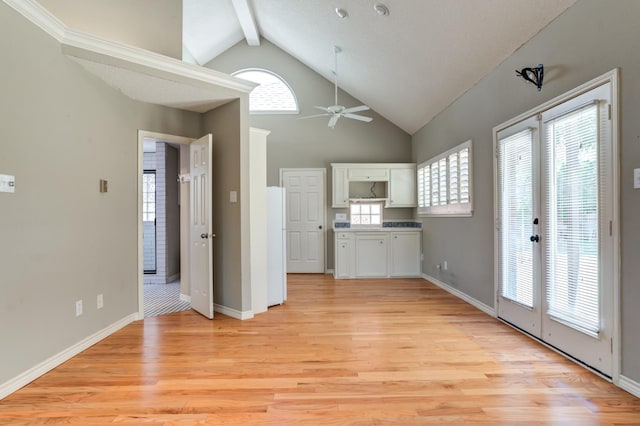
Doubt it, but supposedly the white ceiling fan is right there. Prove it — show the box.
[299,46,373,128]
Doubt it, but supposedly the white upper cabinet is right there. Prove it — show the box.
[332,165,349,208]
[331,163,416,208]
[348,167,389,181]
[388,165,417,207]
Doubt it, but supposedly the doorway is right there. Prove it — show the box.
[494,72,619,378]
[138,131,194,318]
[280,168,326,273]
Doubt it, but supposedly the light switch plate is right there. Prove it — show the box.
[634,168,640,189]
[336,213,347,221]
[230,190,237,203]
[0,174,15,193]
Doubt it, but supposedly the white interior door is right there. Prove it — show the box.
[281,169,325,273]
[496,83,615,377]
[190,134,214,319]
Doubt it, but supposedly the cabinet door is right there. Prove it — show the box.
[348,167,389,181]
[388,166,417,207]
[390,232,421,277]
[334,234,353,278]
[355,234,388,277]
[332,166,348,208]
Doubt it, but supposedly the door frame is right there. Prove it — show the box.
[492,69,620,382]
[137,130,195,319]
[279,168,327,273]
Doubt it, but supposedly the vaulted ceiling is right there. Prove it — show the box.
[184,0,577,134]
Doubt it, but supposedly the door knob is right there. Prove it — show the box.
[201,233,209,239]
[318,225,323,230]
[530,235,540,243]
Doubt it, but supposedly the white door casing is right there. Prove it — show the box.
[280,169,326,273]
[190,134,214,319]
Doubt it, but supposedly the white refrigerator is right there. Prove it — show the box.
[267,187,287,306]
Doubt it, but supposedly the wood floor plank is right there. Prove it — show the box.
[1,274,638,425]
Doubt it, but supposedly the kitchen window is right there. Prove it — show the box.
[350,201,384,227]
[417,140,473,216]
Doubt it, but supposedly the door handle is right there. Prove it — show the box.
[530,235,540,243]
[318,225,323,230]
[200,233,209,239]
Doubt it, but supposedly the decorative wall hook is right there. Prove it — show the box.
[516,64,544,91]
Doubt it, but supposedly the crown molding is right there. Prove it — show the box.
[3,0,256,95]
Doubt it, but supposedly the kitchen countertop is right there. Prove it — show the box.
[333,221,422,232]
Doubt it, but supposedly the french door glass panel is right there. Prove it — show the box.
[544,104,600,334]
[499,128,534,307]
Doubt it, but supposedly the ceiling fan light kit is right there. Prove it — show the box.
[298,45,373,129]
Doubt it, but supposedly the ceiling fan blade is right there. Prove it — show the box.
[314,106,331,113]
[343,113,373,123]
[343,105,370,114]
[298,113,330,120]
[328,115,340,128]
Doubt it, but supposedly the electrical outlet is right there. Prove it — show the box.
[443,261,448,271]
[75,300,83,317]
[436,263,441,271]
[97,294,104,309]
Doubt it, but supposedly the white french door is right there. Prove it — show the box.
[497,81,616,377]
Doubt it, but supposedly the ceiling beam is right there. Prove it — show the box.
[231,0,260,46]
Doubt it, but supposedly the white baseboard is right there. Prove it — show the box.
[0,313,138,400]
[422,273,496,317]
[325,269,334,275]
[180,293,191,303]
[167,273,180,283]
[214,304,254,320]
[619,375,640,398]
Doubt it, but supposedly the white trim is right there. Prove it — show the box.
[214,304,254,320]
[422,273,496,317]
[279,168,328,273]
[618,375,640,398]
[3,0,66,42]
[180,294,191,303]
[0,313,137,400]
[326,269,335,274]
[167,273,180,283]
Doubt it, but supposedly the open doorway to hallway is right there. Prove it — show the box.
[142,139,190,317]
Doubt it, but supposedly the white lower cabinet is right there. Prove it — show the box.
[389,232,421,276]
[334,230,421,279]
[355,233,388,277]
[335,232,354,278]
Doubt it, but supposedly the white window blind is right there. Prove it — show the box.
[232,69,299,113]
[498,129,534,307]
[417,140,472,216]
[544,103,600,334]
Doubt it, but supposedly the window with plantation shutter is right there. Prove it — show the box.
[417,140,473,216]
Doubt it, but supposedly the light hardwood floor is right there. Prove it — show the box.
[1,274,639,425]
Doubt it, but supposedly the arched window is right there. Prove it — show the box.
[232,68,299,114]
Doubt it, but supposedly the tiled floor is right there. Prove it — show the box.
[143,280,191,318]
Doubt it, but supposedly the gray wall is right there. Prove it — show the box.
[205,40,413,269]
[202,100,243,311]
[411,0,640,383]
[37,0,182,59]
[0,3,200,384]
